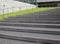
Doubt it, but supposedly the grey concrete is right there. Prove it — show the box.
[0,30,60,43]
[0,38,38,44]
[1,20,60,24]
[0,22,60,26]
[2,8,60,24]
[0,26,60,32]
[0,26,60,35]
[0,8,60,44]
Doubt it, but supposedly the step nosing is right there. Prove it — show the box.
[0,31,60,41]
[0,34,38,43]
[0,22,60,26]
[0,28,60,35]
[0,26,60,32]
[1,21,60,23]
[0,34,58,43]
[2,20,60,22]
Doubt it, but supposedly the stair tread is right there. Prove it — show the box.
[0,26,60,32]
[0,38,38,44]
[2,20,60,22]
[0,30,60,41]
[0,8,60,44]
[0,22,60,26]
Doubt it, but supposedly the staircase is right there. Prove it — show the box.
[0,8,60,44]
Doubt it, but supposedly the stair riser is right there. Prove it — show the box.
[8,16,60,18]
[4,19,60,21]
[2,20,60,23]
[0,30,60,44]
[0,34,58,44]
[0,28,60,35]
[0,23,60,28]
[0,21,60,24]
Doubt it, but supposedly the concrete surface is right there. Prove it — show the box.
[0,8,60,44]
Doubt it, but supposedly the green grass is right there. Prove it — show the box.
[0,7,59,20]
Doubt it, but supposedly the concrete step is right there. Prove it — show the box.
[0,22,60,28]
[5,18,60,21]
[3,19,60,22]
[0,30,60,44]
[1,20,60,24]
[0,8,60,44]
[2,20,60,22]
[6,16,60,19]
[0,26,60,35]
[0,38,39,44]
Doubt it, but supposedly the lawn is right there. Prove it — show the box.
[0,7,59,20]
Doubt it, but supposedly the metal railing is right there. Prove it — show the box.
[0,7,22,14]
[0,6,36,15]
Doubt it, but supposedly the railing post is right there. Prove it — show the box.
[3,5,5,19]
[2,8,4,19]
[12,6,14,16]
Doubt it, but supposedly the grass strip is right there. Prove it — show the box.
[0,7,59,20]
